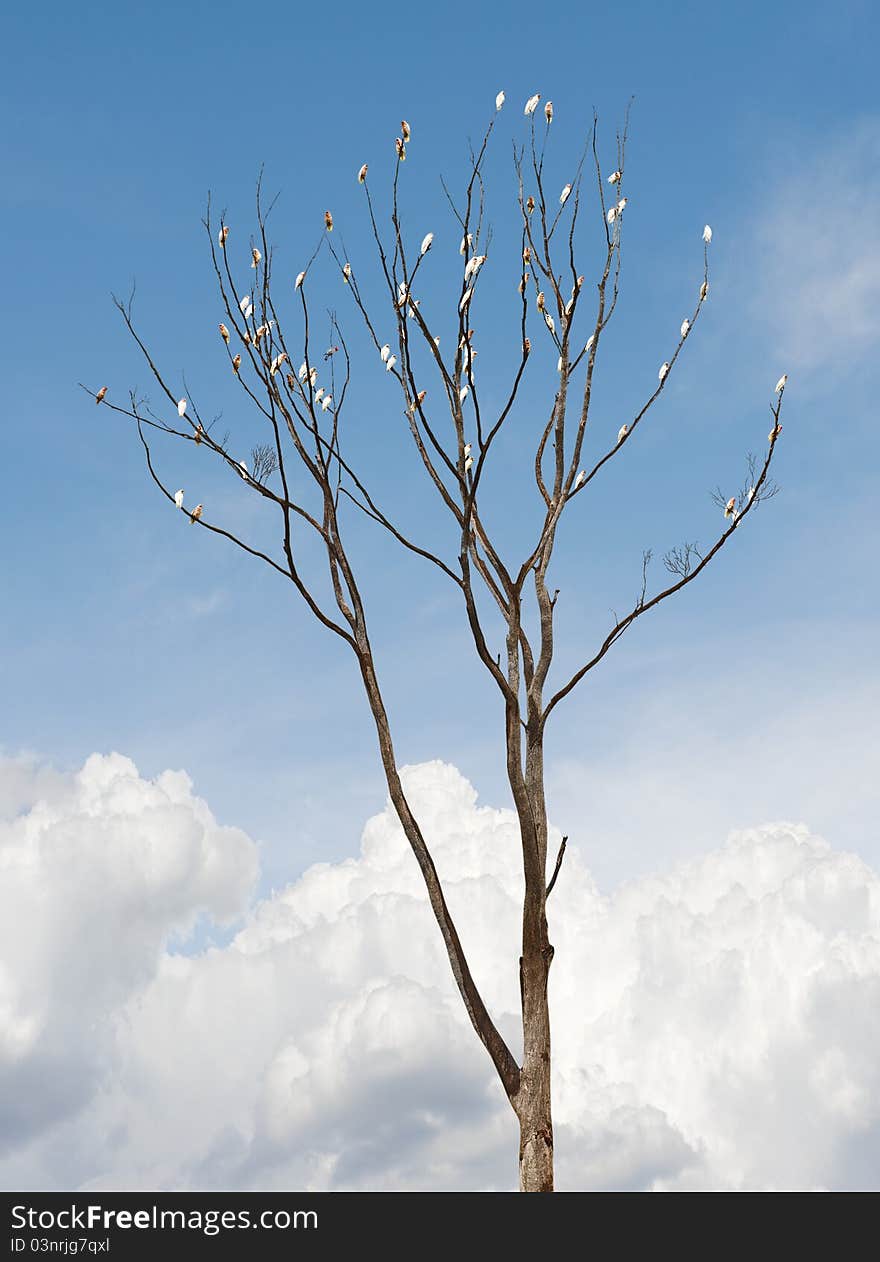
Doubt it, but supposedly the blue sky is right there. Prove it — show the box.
[2,0,878,898]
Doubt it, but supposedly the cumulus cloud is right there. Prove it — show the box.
[0,753,257,1160]
[1,753,879,1190]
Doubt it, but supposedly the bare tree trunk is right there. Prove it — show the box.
[517,930,554,1191]
[514,727,555,1191]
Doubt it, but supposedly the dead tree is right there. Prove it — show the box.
[85,97,784,1192]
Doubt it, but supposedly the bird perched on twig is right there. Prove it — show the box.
[324,210,333,232]
[95,386,107,405]
[545,100,554,124]
[395,137,406,161]
[295,271,305,289]
[190,504,203,525]
[617,424,628,443]
[218,225,229,247]
[724,497,736,519]
[323,346,339,361]
[251,248,261,268]
[680,319,690,338]
[495,90,505,110]
[524,93,541,115]
[775,374,788,394]
[174,489,184,509]
[703,225,713,244]
[700,280,709,301]
[574,469,586,488]
[401,119,411,143]
[219,323,230,344]
[420,232,433,256]
[232,354,241,373]
[177,399,187,417]
[358,163,368,184]
[659,362,669,382]
[559,183,571,205]
[607,170,622,185]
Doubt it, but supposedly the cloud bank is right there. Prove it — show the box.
[1,753,879,1190]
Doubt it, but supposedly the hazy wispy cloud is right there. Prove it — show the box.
[1,754,879,1190]
[750,119,880,387]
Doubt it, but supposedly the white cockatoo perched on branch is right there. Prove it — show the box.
[401,119,411,143]
[545,100,554,123]
[299,361,308,380]
[607,205,618,224]
[459,233,473,256]
[463,443,472,457]
[495,90,505,111]
[190,504,203,525]
[607,170,621,185]
[95,386,107,404]
[251,248,261,268]
[232,354,241,373]
[174,489,184,509]
[703,224,712,244]
[324,210,333,232]
[219,323,229,344]
[238,461,248,479]
[218,225,229,247]
[395,137,406,160]
[617,424,628,443]
[536,290,545,311]
[680,319,690,338]
[315,388,325,402]
[544,312,555,334]
[775,374,788,393]
[459,386,469,404]
[295,271,305,289]
[420,232,433,256]
[239,295,251,314]
[459,288,474,313]
[380,344,390,362]
[464,456,474,473]
[177,398,187,417]
[321,396,332,411]
[358,163,368,183]
[464,254,486,280]
[560,183,572,205]
[769,423,782,442]
[574,469,586,488]
[524,93,541,116]
[724,497,736,519]
[659,362,669,382]
[386,355,396,371]
[700,280,708,301]
[342,262,352,282]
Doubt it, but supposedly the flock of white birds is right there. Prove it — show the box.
[94,93,788,533]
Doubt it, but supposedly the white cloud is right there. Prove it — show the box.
[1,753,879,1190]
[751,119,880,385]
